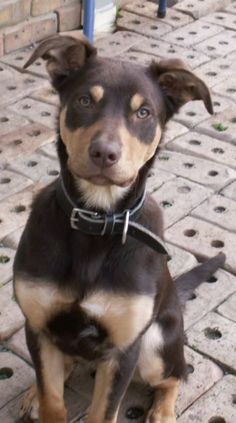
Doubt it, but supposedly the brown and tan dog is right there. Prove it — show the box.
[13,34,224,423]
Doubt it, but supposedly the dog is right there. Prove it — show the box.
[13,34,225,423]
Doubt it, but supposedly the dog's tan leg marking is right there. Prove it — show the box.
[86,359,119,423]
[146,378,180,423]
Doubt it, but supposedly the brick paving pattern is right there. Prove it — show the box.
[0,0,236,422]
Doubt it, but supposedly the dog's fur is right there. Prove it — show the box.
[14,34,224,423]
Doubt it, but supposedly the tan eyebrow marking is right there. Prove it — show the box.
[130,94,144,111]
[90,85,104,102]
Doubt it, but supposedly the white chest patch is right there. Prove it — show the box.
[138,323,164,385]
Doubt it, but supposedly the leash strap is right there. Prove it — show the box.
[56,178,168,255]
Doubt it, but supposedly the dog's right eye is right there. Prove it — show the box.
[78,95,92,108]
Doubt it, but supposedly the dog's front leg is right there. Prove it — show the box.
[26,322,67,423]
[86,340,140,423]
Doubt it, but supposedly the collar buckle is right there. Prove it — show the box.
[122,210,130,244]
[70,207,99,229]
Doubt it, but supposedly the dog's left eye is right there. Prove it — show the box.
[136,107,150,119]
[78,95,92,108]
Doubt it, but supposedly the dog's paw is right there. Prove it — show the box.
[145,410,176,423]
[19,384,39,421]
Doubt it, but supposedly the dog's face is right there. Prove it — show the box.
[25,35,213,202]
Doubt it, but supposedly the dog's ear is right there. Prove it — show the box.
[150,58,213,117]
[24,34,96,89]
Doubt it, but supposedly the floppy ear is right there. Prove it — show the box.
[150,58,213,117]
[24,34,96,89]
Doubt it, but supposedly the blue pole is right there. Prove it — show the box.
[158,0,167,18]
[83,0,95,43]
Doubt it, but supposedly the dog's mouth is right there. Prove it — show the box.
[72,170,134,188]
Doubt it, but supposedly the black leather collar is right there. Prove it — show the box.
[56,178,168,255]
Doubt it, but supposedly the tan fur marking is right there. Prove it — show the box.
[15,278,74,331]
[90,85,104,102]
[78,179,130,210]
[130,94,144,111]
[146,378,180,423]
[81,291,154,348]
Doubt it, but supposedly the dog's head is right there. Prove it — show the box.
[25,35,213,208]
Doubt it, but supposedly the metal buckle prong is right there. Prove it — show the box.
[70,208,79,229]
[122,210,130,244]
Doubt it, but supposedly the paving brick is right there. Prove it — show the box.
[173,94,231,129]
[95,30,145,57]
[0,187,36,240]
[0,351,33,408]
[195,56,235,88]
[132,37,211,69]
[31,0,78,16]
[0,169,32,201]
[0,0,31,28]
[0,61,21,81]
[165,216,236,274]
[213,77,236,104]
[3,13,58,53]
[39,140,58,160]
[183,269,236,330]
[117,10,172,39]
[30,83,59,106]
[0,284,25,340]
[146,168,175,193]
[174,0,231,20]
[0,33,3,57]
[187,312,236,371]
[166,131,236,170]
[0,246,15,286]
[155,150,236,190]
[9,97,58,129]
[196,107,236,143]
[2,226,24,249]
[6,327,31,363]
[151,177,211,229]
[0,108,29,136]
[1,47,48,78]
[161,120,189,146]
[203,11,236,30]
[56,2,81,32]
[225,2,236,14]
[218,292,236,322]
[178,375,236,423]
[123,0,193,28]
[0,122,56,163]
[117,50,162,66]
[195,29,236,58]
[221,180,236,201]
[8,152,60,184]
[166,243,198,279]
[176,346,223,416]
[192,194,236,233]
[162,20,223,47]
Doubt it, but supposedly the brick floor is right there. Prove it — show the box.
[0,1,236,422]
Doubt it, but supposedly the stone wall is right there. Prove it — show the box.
[0,0,82,56]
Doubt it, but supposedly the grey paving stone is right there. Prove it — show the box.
[7,152,60,184]
[196,107,236,143]
[30,83,60,106]
[163,20,223,47]
[6,327,31,364]
[213,76,236,104]
[0,62,23,82]
[203,10,236,30]
[95,30,145,57]
[0,108,29,136]
[166,131,236,170]
[221,180,236,201]
[39,140,58,160]
[178,375,236,423]
[123,0,193,28]
[1,47,48,78]
[187,312,236,371]
[132,37,210,69]
[0,169,32,201]
[192,194,236,232]
[174,0,231,20]
[195,56,235,88]
[225,2,236,14]
[0,246,16,286]
[166,243,198,278]
[177,346,223,416]
[155,150,236,190]
[165,216,236,274]
[161,120,189,146]
[173,94,231,129]
[218,292,236,322]
[183,269,236,330]
[2,226,25,250]
[9,97,58,130]
[151,177,211,228]
[0,351,34,408]
[0,283,25,341]
[146,167,175,193]
[117,10,172,39]
[195,29,236,57]
[116,50,162,66]
[0,122,56,164]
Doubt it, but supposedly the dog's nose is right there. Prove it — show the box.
[89,140,121,168]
